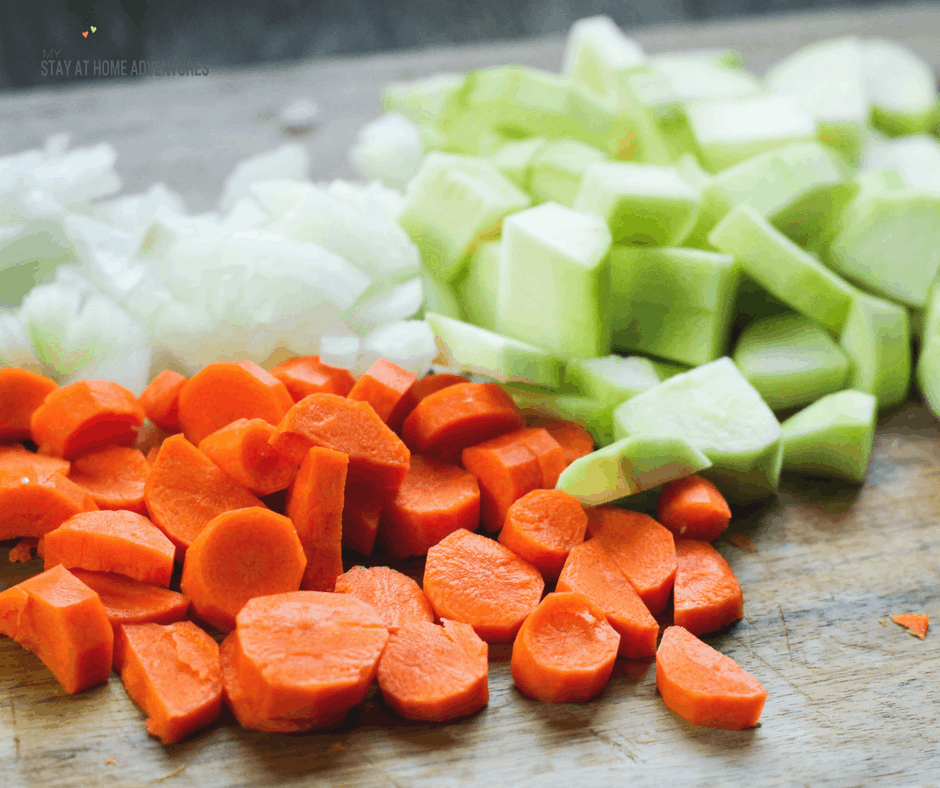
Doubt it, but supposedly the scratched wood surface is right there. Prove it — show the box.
[2,5,940,787]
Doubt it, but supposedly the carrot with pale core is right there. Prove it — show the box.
[198,418,298,496]
[137,370,187,432]
[511,592,620,703]
[657,474,732,542]
[378,619,489,721]
[498,489,587,580]
[44,510,176,587]
[656,625,767,730]
[380,453,480,559]
[70,569,190,632]
[270,355,356,401]
[673,540,744,635]
[0,565,112,693]
[341,477,385,556]
[114,621,222,745]
[180,506,306,632]
[334,565,434,632]
[526,417,594,466]
[69,445,151,514]
[891,613,929,639]
[347,358,418,429]
[0,367,57,442]
[423,528,544,643]
[0,469,97,541]
[0,443,70,480]
[177,360,294,445]
[557,539,659,659]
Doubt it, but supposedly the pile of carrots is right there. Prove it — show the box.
[0,357,767,745]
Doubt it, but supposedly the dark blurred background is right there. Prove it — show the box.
[0,0,922,90]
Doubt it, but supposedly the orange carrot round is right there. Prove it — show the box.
[381,453,481,559]
[0,367,57,442]
[674,540,743,635]
[377,619,488,721]
[656,625,767,729]
[392,373,468,433]
[177,360,294,446]
[341,477,386,557]
[69,445,151,514]
[657,473,732,542]
[334,565,435,632]
[0,443,70,480]
[270,355,356,401]
[70,569,190,632]
[510,591,620,703]
[137,369,187,432]
[0,469,97,541]
[423,528,544,643]
[526,416,594,466]
[180,506,307,632]
[30,379,145,459]
[498,489,587,581]
[348,358,418,428]
[198,418,298,496]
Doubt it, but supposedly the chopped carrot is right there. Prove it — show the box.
[511,591,620,703]
[498,489,587,581]
[656,626,767,730]
[377,619,488,721]
[557,539,659,659]
[198,418,298,496]
[137,370,187,432]
[402,382,525,463]
[180,506,307,632]
[891,613,929,640]
[0,367,58,442]
[44,510,176,588]
[223,592,389,731]
[391,373,468,434]
[114,621,222,744]
[583,505,618,539]
[341,478,385,556]
[674,540,744,636]
[657,474,732,542]
[381,453,480,559]
[0,443,70,479]
[270,393,410,493]
[70,569,190,632]
[589,509,677,616]
[462,427,565,533]
[423,528,544,643]
[347,358,418,429]
[145,445,161,466]
[270,355,356,401]
[526,416,594,466]
[0,469,97,541]
[143,434,264,557]
[9,537,39,563]
[286,447,347,592]
[177,360,294,446]
[69,445,151,514]
[334,565,435,632]
[0,565,113,693]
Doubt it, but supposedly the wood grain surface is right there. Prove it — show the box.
[2,5,940,787]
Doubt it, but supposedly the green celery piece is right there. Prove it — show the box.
[916,282,940,417]
[425,312,562,388]
[839,290,910,408]
[612,356,782,501]
[497,202,612,358]
[565,354,661,405]
[399,153,530,283]
[529,140,608,207]
[709,205,856,334]
[491,138,548,190]
[647,359,690,379]
[556,434,710,506]
[616,69,698,163]
[381,73,465,124]
[502,384,614,446]
[780,389,877,482]
[652,60,761,104]
[573,162,700,246]
[732,312,850,411]
[864,39,940,136]
[854,168,906,199]
[563,15,646,101]
[420,272,464,322]
[453,240,500,331]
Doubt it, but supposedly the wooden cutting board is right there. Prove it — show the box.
[2,5,940,786]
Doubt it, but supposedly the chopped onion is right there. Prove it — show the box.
[358,320,438,377]
[218,143,310,215]
[348,112,424,190]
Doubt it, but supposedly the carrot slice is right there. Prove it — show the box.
[9,537,38,563]
[341,477,385,557]
[286,447,347,592]
[656,625,767,730]
[381,453,480,559]
[891,613,929,640]
[69,445,151,514]
[589,509,677,615]
[225,592,389,731]
[402,382,525,462]
[180,506,307,632]
[30,379,145,459]
[177,360,294,446]
[674,540,744,635]
[348,358,418,428]
[392,373,468,433]
[0,565,112,693]
[526,416,594,466]
[198,418,298,496]
[0,470,97,540]
[462,427,565,533]
[137,370,187,432]
[143,434,264,556]
[114,621,222,744]
[557,540,659,659]
[334,565,435,632]
[44,510,176,587]
[0,443,70,479]
[423,528,544,643]
[70,569,190,632]
[511,591,620,703]
[657,473,732,542]
[498,489,587,580]
[270,355,356,401]
[0,368,58,442]
[378,619,488,721]
[270,393,410,493]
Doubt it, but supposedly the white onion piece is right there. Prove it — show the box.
[320,334,361,370]
[348,277,423,330]
[358,320,437,377]
[94,182,188,237]
[218,143,310,215]
[29,143,122,206]
[348,113,424,190]
[222,196,269,229]
[64,343,152,395]
[0,309,42,371]
[324,179,405,221]
[248,180,316,221]
[19,283,85,373]
[63,212,136,258]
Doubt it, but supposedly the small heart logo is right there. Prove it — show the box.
[90,26,97,33]
[82,31,88,38]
